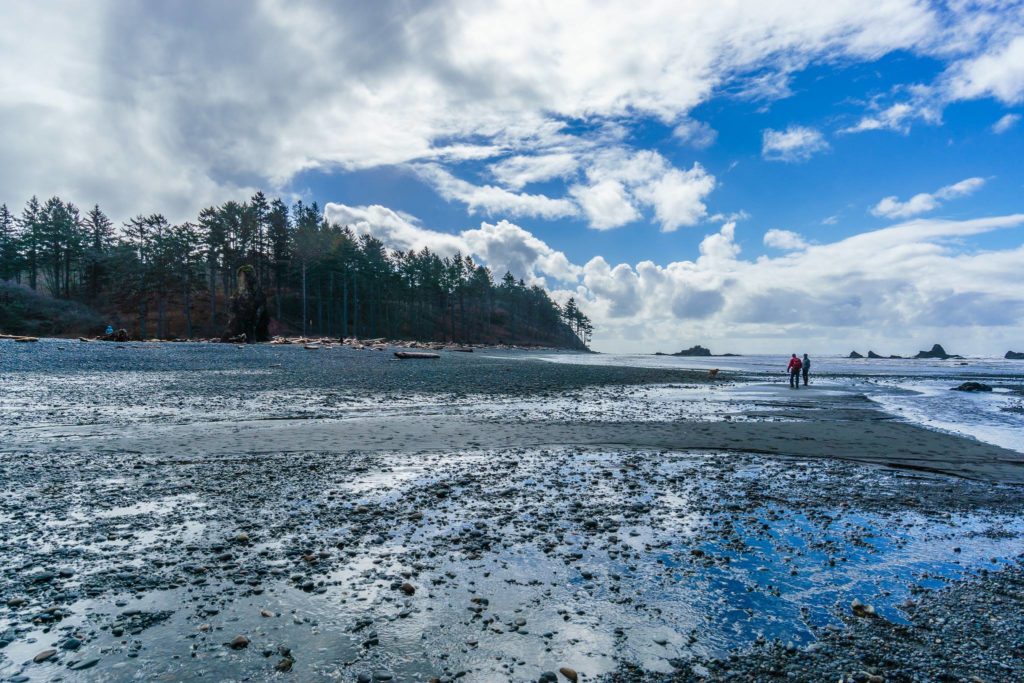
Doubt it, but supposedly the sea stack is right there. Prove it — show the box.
[1006,351,1024,360]
[914,344,961,360]
[848,351,864,359]
[222,265,270,343]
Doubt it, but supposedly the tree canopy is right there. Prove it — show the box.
[0,194,591,348]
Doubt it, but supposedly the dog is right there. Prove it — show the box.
[708,368,720,379]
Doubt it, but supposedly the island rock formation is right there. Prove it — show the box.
[672,345,712,357]
[1006,351,1024,360]
[222,265,270,343]
[914,344,962,360]
[848,351,864,359]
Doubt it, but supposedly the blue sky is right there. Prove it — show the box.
[2,1,1023,352]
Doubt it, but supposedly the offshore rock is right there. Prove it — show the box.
[222,265,270,343]
[914,343,961,359]
[672,345,712,356]
[1006,351,1024,360]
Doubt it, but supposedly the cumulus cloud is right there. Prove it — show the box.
[322,202,577,286]
[325,200,1024,353]
[870,177,986,219]
[763,229,809,250]
[992,112,1021,134]
[569,181,640,230]
[569,149,715,231]
[761,126,829,162]
[574,214,1024,353]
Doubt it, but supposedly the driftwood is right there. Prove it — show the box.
[394,351,440,359]
[446,347,474,352]
[1,334,39,342]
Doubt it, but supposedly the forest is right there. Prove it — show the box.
[0,193,592,348]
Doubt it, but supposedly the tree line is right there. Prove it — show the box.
[0,193,592,347]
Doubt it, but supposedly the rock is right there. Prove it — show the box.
[539,673,558,683]
[228,635,250,649]
[559,666,579,682]
[69,657,101,671]
[60,637,82,650]
[848,351,864,359]
[914,343,961,359]
[1005,351,1024,360]
[274,656,294,672]
[867,351,883,359]
[952,382,992,392]
[6,597,27,607]
[372,671,394,681]
[672,345,712,357]
[221,265,270,343]
[400,582,415,595]
[851,599,875,617]
[33,648,57,663]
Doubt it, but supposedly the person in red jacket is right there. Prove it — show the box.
[787,354,802,389]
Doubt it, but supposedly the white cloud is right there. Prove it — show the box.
[569,181,640,230]
[570,149,716,231]
[322,202,577,287]
[633,166,716,232]
[763,229,809,250]
[992,112,1021,134]
[841,102,939,134]
[490,153,579,190]
[945,35,1024,105]
[414,164,578,219]
[870,177,986,219]
[761,126,829,162]
[673,118,718,149]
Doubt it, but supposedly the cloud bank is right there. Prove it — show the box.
[324,201,1024,354]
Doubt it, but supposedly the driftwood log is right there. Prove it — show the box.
[394,351,440,359]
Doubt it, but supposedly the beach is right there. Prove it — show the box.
[1,340,1022,682]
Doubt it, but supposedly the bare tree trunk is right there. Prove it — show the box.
[301,261,308,336]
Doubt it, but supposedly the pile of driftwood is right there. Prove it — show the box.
[268,336,478,353]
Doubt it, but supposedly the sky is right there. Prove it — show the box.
[1,1,1023,354]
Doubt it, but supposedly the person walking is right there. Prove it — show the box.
[787,354,802,389]
[802,353,811,386]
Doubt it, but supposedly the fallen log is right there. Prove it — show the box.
[446,346,474,352]
[394,351,440,359]
[1,334,39,342]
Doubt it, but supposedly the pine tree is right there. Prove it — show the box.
[19,196,42,290]
[0,204,20,282]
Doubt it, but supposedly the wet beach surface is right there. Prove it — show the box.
[1,340,1023,682]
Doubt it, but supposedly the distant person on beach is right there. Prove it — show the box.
[802,353,811,386]
[787,354,802,389]
[105,324,114,336]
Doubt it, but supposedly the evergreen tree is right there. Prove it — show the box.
[0,204,20,282]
